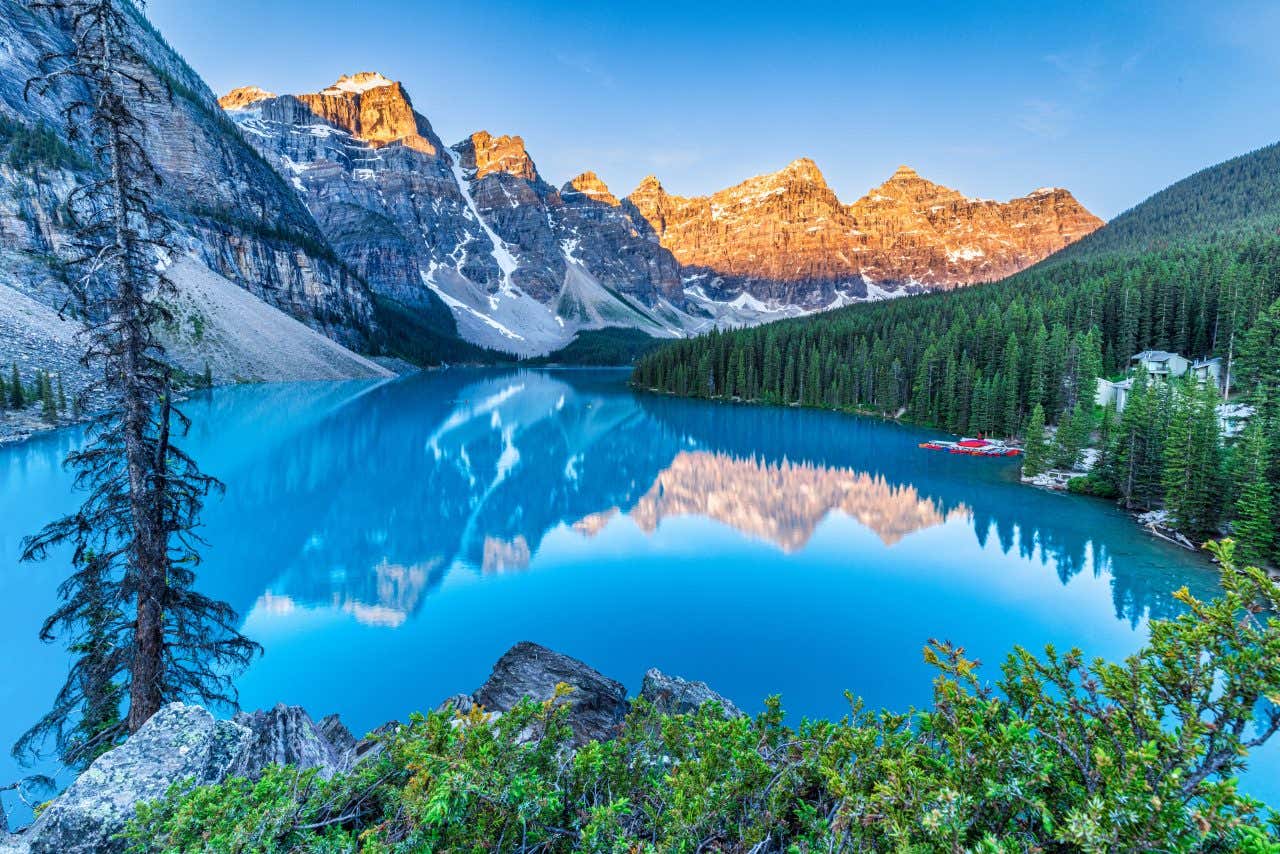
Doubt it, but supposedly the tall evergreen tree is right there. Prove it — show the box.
[17,0,258,764]
[1021,403,1050,476]
[9,364,23,409]
[1162,381,1224,537]
[1230,412,1276,566]
[40,372,56,422]
[1052,403,1090,470]
[1105,375,1167,509]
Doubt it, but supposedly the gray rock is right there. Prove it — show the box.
[14,702,358,853]
[351,720,404,765]
[21,703,253,854]
[317,713,357,758]
[473,641,628,746]
[639,668,743,718]
[434,693,476,716]
[229,703,344,779]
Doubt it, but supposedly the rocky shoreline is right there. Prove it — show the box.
[0,642,737,853]
[0,405,70,447]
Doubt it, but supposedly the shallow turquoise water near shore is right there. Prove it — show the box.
[1,368,1275,812]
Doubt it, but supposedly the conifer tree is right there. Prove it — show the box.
[9,364,23,409]
[1230,413,1276,566]
[1052,403,1090,470]
[1162,380,1223,537]
[1237,297,1280,405]
[1021,403,1049,476]
[1106,375,1166,509]
[18,0,258,764]
[40,372,56,422]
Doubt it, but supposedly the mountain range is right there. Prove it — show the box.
[0,2,1101,386]
[218,73,1102,355]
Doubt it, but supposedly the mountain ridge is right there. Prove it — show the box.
[217,70,1102,352]
[626,154,1103,300]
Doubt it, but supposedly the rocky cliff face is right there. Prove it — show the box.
[0,0,376,393]
[627,160,1103,304]
[221,74,688,354]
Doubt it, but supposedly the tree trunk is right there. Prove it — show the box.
[98,22,166,733]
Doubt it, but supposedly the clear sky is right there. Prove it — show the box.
[148,0,1280,219]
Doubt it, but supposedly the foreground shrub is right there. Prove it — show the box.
[126,545,1280,852]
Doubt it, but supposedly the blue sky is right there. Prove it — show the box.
[149,0,1280,219]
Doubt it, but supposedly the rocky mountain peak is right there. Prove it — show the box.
[217,85,276,111]
[856,165,966,208]
[321,71,396,95]
[292,73,435,154]
[778,156,827,186]
[563,171,619,206]
[632,175,667,198]
[456,130,539,181]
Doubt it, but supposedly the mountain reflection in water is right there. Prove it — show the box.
[7,366,1266,812]
[163,368,1216,631]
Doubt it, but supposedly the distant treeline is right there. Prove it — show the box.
[633,235,1280,439]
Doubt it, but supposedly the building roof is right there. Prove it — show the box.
[1191,357,1222,368]
[1132,350,1180,363]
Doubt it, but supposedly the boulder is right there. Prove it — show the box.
[229,704,345,779]
[13,702,355,853]
[20,703,254,854]
[472,642,628,746]
[639,668,743,718]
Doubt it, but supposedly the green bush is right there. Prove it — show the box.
[125,546,1280,852]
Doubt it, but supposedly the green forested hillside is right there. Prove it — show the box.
[633,141,1280,554]
[528,327,664,366]
[634,235,1280,434]
[1051,141,1280,260]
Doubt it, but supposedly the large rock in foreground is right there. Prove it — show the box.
[20,704,251,854]
[640,668,744,718]
[472,641,628,745]
[15,702,348,854]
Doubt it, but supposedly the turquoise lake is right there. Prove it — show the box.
[1,367,1275,809]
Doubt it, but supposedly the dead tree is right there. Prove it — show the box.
[16,0,258,766]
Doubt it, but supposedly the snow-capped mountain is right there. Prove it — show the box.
[221,77,690,355]
[220,72,1103,355]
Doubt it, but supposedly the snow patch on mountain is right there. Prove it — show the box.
[322,72,395,95]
